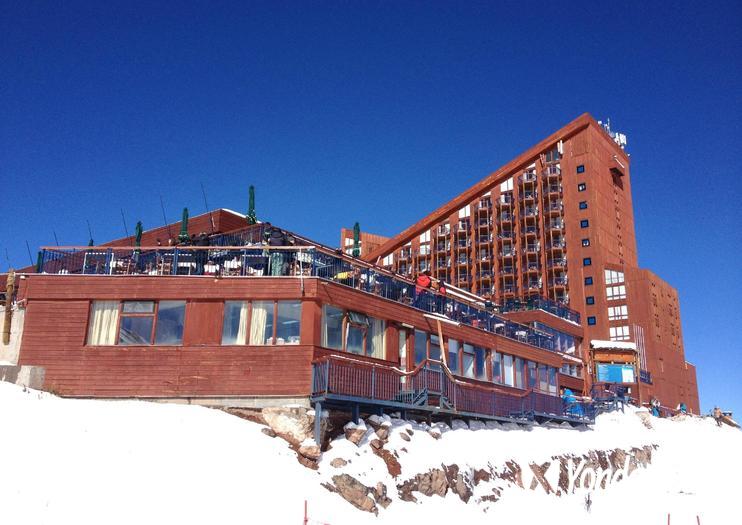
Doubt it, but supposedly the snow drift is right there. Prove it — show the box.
[0,381,739,525]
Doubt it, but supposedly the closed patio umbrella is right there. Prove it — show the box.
[135,221,143,248]
[247,185,257,225]
[178,208,190,243]
[352,222,360,258]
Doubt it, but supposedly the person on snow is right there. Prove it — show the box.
[650,397,661,417]
[561,387,583,417]
[676,402,688,415]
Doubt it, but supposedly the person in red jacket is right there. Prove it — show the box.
[415,270,432,309]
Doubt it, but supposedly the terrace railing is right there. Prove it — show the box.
[500,296,580,324]
[36,241,578,352]
[311,355,592,422]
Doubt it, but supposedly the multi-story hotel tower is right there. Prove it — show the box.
[364,113,699,413]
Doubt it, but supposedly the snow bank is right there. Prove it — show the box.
[0,381,739,524]
[591,339,637,351]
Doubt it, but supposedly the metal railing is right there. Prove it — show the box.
[37,237,580,350]
[500,296,580,324]
[311,355,591,421]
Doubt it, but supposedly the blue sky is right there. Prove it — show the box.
[1,2,740,414]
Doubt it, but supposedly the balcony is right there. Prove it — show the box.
[436,225,451,237]
[543,165,561,179]
[520,190,537,201]
[548,219,564,230]
[522,225,539,236]
[519,171,538,185]
[500,295,580,324]
[499,213,513,223]
[548,258,567,268]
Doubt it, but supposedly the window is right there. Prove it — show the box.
[276,301,302,344]
[415,330,428,365]
[514,357,524,389]
[86,301,120,345]
[604,269,625,285]
[580,219,589,228]
[583,257,592,266]
[584,276,593,286]
[577,165,585,174]
[586,296,595,305]
[448,339,459,372]
[492,351,502,383]
[322,305,344,350]
[502,354,514,387]
[610,325,631,341]
[578,183,586,192]
[88,300,187,347]
[527,361,537,389]
[463,344,476,378]
[579,201,588,210]
[582,238,590,247]
[608,305,629,320]
[322,305,383,357]
[249,301,275,345]
[538,364,549,392]
[153,301,186,345]
[429,334,442,365]
[474,346,486,380]
[223,301,248,344]
[606,285,627,300]
[587,316,596,325]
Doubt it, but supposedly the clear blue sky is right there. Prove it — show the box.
[1,2,740,414]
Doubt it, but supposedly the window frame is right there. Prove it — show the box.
[577,183,587,192]
[577,165,585,174]
[586,296,595,305]
[587,316,597,326]
[584,276,593,286]
[583,257,592,266]
[322,304,382,356]
[579,201,588,210]
[580,219,589,228]
[114,300,186,346]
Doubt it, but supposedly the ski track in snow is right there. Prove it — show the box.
[0,381,738,525]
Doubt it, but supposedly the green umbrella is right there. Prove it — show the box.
[352,222,360,258]
[178,207,190,243]
[88,238,94,247]
[135,221,143,247]
[247,186,257,225]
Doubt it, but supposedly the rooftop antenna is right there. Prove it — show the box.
[53,230,60,247]
[200,181,215,233]
[24,240,33,265]
[86,220,94,246]
[159,195,174,242]
[120,209,132,246]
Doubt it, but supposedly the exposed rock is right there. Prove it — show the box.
[367,414,392,440]
[370,482,393,509]
[473,468,491,486]
[405,428,414,436]
[370,438,384,450]
[444,464,473,502]
[398,468,449,501]
[260,427,276,438]
[428,427,442,440]
[344,420,367,446]
[297,454,319,470]
[330,457,348,468]
[330,474,378,515]
[372,445,402,478]
[298,440,321,461]
[399,432,411,442]
[262,407,314,446]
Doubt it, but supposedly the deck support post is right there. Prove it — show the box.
[352,403,359,424]
[314,401,323,446]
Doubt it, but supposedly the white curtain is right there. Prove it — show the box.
[370,318,385,359]
[87,301,120,345]
[236,302,249,345]
[249,301,270,345]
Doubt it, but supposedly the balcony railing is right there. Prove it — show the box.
[312,356,592,422]
[500,296,580,324]
[37,235,580,349]
[639,369,653,384]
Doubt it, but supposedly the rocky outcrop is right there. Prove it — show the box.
[367,415,392,440]
[370,482,392,509]
[344,420,367,445]
[261,407,316,447]
[330,457,348,468]
[325,474,378,515]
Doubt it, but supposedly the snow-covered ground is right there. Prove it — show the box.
[1,381,739,525]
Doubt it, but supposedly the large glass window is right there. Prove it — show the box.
[116,300,185,346]
[503,354,514,387]
[608,305,629,320]
[154,301,186,345]
[322,305,344,350]
[368,317,385,359]
[86,301,120,346]
[249,301,275,345]
[610,325,631,341]
[474,347,486,380]
[492,351,503,383]
[604,269,625,285]
[514,357,524,389]
[538,364,549,392]
[548,367,558,395]
[276,301,301,344]
[448,339,459,372]
[222,301,248,344]
[462,343,475,378]
[606,285,627,300]
[527,361,538,389]
[415,330,428,365]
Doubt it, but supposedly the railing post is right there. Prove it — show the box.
[371,365,376,400]
[105,248,113,275]
[324,359,330,395]
[314,401,323,446]
[172,248,179,275]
